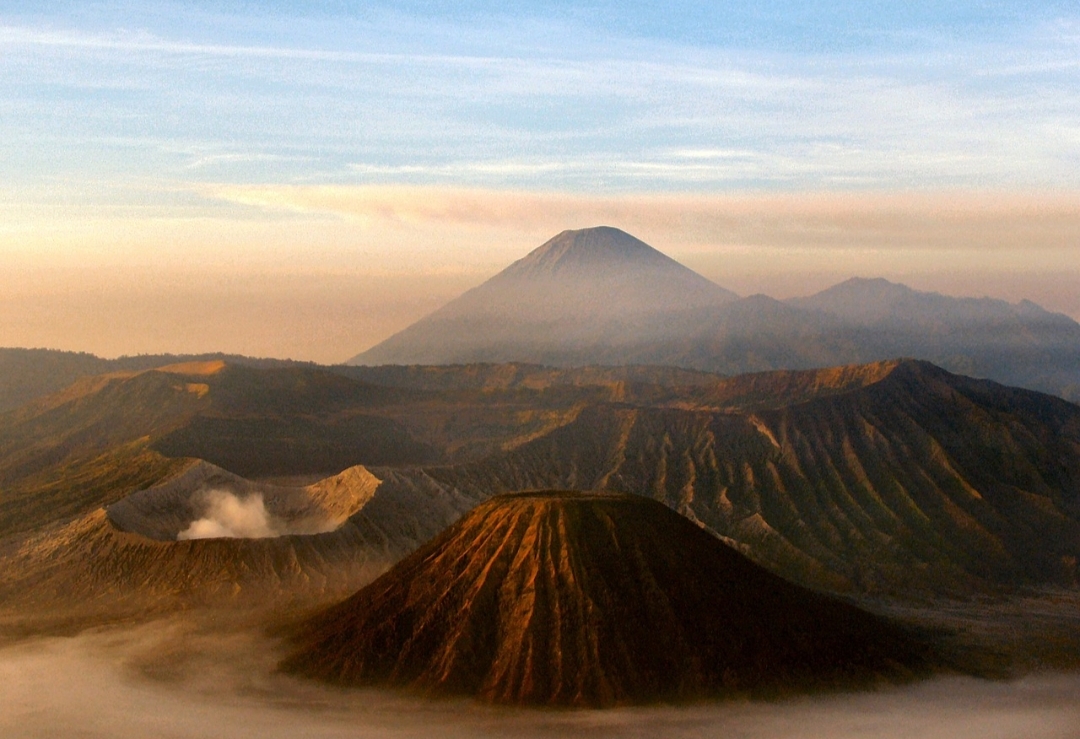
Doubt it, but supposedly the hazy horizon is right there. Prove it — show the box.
[4,204,1079,364]
[3,1,1079,362]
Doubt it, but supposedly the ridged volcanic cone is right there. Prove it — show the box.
[282,492,930,706]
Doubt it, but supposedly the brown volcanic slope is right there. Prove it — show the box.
[283,492,929,706]
[2,357,1079,619]
[0,462,420,615]
[0,361,437,541]
[0,357,719,544]
[0,359,729,615]
[0,348,318,414]
[430,360,1080,595]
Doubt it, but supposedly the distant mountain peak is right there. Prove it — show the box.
[813,276,914,300]
[499,226,681,279]
[842,277,896,287]
[349,227,737,366]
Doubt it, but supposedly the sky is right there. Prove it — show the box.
[1,1,1079,362]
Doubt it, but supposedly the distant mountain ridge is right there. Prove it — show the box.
[0,348,315,414]
[6,229,1078,405]
[349,228,1080,401]
[790,276,1075,327]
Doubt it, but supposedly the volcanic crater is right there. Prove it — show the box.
[106,461,380,541]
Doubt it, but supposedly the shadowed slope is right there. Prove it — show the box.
[283,492,929,706]
[0,348,320,413]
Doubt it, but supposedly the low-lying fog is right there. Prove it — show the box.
[3,619,1080,739]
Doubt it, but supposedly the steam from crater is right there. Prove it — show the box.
[178,490,278,540]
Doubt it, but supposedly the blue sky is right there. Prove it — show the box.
[1,1,1079,360]
[4,0,1079,206]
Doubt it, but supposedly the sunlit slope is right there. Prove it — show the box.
[283,492,929,705]
[0,358,697,559]
[338,361,721,394]
[1,358,1078,614]
[0,362,435,539]
[431,361,1080,594]
[0,349,125,414]
[0,364,214,540]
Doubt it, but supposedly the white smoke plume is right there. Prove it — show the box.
[178,490,278,540]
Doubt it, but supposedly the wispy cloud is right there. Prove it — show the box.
[348,161,569,177]
[183,153,313,171]
[3,6,1080,199]
[0,25,512,67]
[200,183,1080,252]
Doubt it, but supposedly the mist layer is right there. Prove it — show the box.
[2,623,1079,739]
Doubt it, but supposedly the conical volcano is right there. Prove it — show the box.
[282,492,930,706]
[349,227,736,366]
[497,226,714,281]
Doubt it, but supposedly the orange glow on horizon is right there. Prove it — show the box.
[3,186,1078,362]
